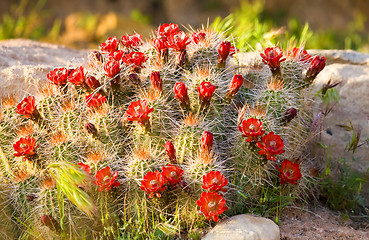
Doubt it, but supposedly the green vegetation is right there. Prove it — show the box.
[212,0,369,52]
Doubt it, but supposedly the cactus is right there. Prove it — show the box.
[0,24,326,239]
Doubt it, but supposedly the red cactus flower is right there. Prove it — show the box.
[257,131,285,161]
[287,47,312,62]
[155,23,179,38]
[174,82,190,107]
[126,100,154,125]
[99,36,119,52]
[164,141,176,163]
[161,164,184,186]
[238,118,265,142]
[306,55,326,80]
[67,66,85,85]
[150,71,163,93]
[218,41,231,63]
[121,52,148,71]
[13,136,38,160]
[166,31,191,51]
[47,67,70,85]
[196,192,228,222]
[260,46,286,70]
[103,59,120,78]
[226,74,244,98]
[121,33,142,48]
[85,76,101,90]
[95,166,120,192]
[16,96,37,119]
[192,32,206,44]
[276,159,302,184]
[202,171,228,192]
[152,37,168,55]
[85,93,106,109]
[78,163,91,175]
[201,131,214,152]
[108,50,125,61]
[140,171,166,198]
[197,82,216,106]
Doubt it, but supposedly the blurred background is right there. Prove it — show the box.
[0,0,368,52]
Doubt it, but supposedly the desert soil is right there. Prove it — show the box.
[280,204,369,240]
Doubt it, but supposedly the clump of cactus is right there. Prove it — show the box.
[0,23,326,239]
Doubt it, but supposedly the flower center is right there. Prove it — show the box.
[170,171,177,178]
[285,169,293,178]
[208,201,216,210]
[269,140,276,148]
[20,143,28,149]
[21,102,28,108]
[150,180,158,188]
[211,178,219,185]
[103,176,111,183]
[268,50,275,58]
[249,124,256,132]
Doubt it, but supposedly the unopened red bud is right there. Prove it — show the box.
[218,41,231,63]
[201,131,214,152]
[26,194,36,202]
[129,73,141,85]
[150,71,163,93]
[41,215,60,232]
[85,76,101,90]
[197,82,216,107]
[164,141,176,163]
[284,108,298,123]
[306,56,326,81]
[85,123,98,135]
[174,82,190,109]
[226,74,244,99]
[176,49,188,67]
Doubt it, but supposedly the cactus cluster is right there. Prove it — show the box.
[0,23,326,239]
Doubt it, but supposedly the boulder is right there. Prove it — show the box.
[202,214,280,240]
[0,39,88,99]
[310,50,369,174]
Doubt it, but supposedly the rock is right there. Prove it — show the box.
[308,49,369,66]
[0,39,88,99]
[310,50,369,174]
[202,214,280,240]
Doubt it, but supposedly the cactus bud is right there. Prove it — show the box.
[150,71,163,93]
[197,82,216,107]
[90,50,103,63]
[129,73,141,85]
[201,131,214,153]
[85,123,98,136]
[226,74,244,99]
[283,108,298,124]
[218,41,231,66]
[41,215,61,233]
[305,55,326,82]
[85,76,101,90]
[176,49,188,67]
[174,82,190,110]
[164,141,176,163]
[26,194,36,202]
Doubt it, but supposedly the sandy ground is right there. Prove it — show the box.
[280,204,369,240]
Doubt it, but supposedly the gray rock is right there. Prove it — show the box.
[0,39,88,98]
[311,61,369,173]
[202,214,280,240]
[308,49,369,66]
